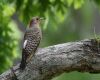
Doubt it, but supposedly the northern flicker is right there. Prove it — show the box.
[20,17,43,70]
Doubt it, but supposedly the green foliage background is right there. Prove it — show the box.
[0,0,100,80]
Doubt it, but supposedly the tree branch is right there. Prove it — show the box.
[0,39,100,80]
[11,12,26,32]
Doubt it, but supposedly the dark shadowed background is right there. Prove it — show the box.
[0,0,100,80]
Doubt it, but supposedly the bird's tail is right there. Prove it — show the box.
[20,58,26,70]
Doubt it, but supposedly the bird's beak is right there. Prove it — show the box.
[40,17,45,21]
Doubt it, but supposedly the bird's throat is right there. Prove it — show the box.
[29,23,39,28]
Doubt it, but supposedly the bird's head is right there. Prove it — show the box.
[29,16,44,27]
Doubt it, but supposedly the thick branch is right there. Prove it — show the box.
[0,39,100,80]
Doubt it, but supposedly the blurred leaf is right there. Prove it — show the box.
[94,0,100,5]
[3,4,15,17]
[67,0,74,7]
[74,0,84,9]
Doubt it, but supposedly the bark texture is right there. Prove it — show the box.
[0,39,100,80]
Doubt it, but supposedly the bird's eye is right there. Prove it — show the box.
[36,18,39,20]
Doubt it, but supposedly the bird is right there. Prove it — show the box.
[20,16,43,70]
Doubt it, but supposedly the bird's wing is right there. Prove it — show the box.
[20,29,41,70]
[22,31,41,61]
